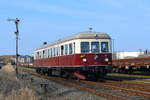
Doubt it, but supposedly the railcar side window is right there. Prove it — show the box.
[36,52,39,59]
[58,47,60,56]
[65,44,68,55]
[43,50,45,58]
[54,48,56,57]
[61,45,64,56]
[47,49,49,58]
[39,52,41,58]
[56,47,58,56]
[101,42,109,52]
[46,49,48,58]
[91,42,99,53]
[73,42,75,54]
[51,48,53,57]
[81,42,89,53]
[40,51,42,58]
[69,43,73,54]
[54,48,57,56]
[49,49,51,58]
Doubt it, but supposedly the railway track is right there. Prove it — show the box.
[33,74,128,100]
[105,80,150,92]
[80,80,150,98]
[21,68,150,100]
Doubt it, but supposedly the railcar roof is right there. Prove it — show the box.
[35,31,111,51]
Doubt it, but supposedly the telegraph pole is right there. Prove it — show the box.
[8,18,20,75]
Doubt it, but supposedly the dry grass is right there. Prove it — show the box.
[5,87,37,100]
[0,64,20,95]
[0,94,4,100]
[0,64,16,80]
[0,64,38,100]
[1,64,15,72]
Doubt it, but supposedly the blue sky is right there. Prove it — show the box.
[0,0,150,55]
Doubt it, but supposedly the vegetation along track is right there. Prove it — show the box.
[21,67,150,100]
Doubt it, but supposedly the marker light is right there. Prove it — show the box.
[80,55,85,58]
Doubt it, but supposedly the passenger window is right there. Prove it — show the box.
[49,49,51,58]
[91,42,99,53]
[65,44,68,55]
[73,42,75,54]
[69,43,73,54]
[36,52,39,59]
[58,47,60,56]
[53,48,56,57]
[101,42,109,52]
[47,49,49,58]
[45,50,47,58]
[81,42,89,53]
[46,49,48,58]
[56,47,59,56]
[39,52,40,59]
[51,48,53,57]
[43,50,45,58]
[61,45,64,56]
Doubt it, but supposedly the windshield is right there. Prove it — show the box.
[81,42,89,53]
[101,42,109,52]
[91,42,99,53]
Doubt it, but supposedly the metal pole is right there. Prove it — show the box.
[15,18,19,75]
[16,32,19,74]
[8,18,20,75]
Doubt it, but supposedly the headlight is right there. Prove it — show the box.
[82,58,87,62]
[94,55,99,60]
[105,58,109,62]
[125,66,129,69]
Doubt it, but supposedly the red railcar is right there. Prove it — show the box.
[34,31,112,80]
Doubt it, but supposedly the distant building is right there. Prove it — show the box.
[0,55,16,64]
[0,55,33,65]
[113,51,144,59]
[18,55,33,65]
